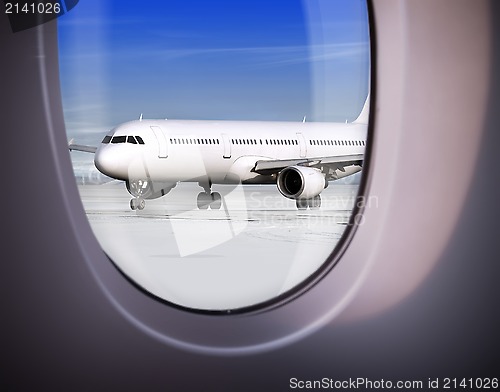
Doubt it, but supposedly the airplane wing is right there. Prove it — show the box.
[68,140,97,153]
[252,154,363,175]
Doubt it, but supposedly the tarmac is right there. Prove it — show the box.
[77,182,360,311]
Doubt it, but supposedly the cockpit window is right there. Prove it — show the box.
[127,136,137,144]
[136,136,145,145]
[111,136,127,144]
[102,135,112,144]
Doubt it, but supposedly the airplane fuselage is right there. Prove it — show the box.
[79,94,370,210]
[94,119,367,186]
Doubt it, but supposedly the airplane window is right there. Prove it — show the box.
[111,136,126,144]
[61,0,370,312]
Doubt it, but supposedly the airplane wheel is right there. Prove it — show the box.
[197,192,210,210]
[130,198,145,210]
[309,195,321,209]
[296,198,308,210]
[211,192,222,210]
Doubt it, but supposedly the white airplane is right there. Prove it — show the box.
[69,96,369,211]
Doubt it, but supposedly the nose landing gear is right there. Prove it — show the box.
[130,197,145,210]
[127,179,150,210]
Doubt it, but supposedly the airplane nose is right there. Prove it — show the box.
[94,146,127,180]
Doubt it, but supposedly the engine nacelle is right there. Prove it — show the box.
[277,166,326,200]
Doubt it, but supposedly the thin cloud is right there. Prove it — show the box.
[59,41,369,69]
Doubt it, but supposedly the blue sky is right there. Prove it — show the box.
[58,0,369,146]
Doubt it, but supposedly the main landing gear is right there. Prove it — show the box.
[197,181,222,210]
[296,195,321,210]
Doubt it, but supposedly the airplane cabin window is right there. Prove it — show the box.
[60,0,370,312]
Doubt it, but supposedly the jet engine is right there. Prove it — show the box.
[277,166,326,200]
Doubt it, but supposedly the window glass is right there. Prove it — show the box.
[60,0,370,312]
[111,135,126,143]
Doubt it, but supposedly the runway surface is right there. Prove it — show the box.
[77,182,360,311]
